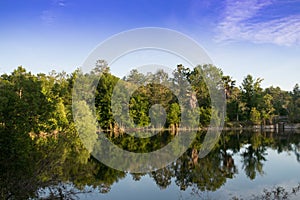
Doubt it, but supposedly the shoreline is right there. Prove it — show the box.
[98,123,300,134]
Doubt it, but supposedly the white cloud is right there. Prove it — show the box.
[53,0,66,7]
[40,0,66,25]
[216,0,300,46]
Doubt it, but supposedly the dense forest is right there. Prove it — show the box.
[0,61,300,199]
[1,61,299,134]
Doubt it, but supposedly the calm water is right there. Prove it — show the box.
[35,132,300,200]
[73,131,300,200]
[6,130,300,200]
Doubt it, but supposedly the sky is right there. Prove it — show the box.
[0,0,299,91]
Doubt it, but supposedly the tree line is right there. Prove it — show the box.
[0,61,299,134]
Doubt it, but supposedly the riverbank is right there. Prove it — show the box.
[224,122,300,133]
[98,123,300,136]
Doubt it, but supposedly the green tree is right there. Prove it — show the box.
[250,107,261,125]
[240,75,263,121]
[73,101,98,152]
[167,103,180,128]
[264,86,289,116]
[95,72,119,130]
[260,94,275,125]
[288,84,300,123]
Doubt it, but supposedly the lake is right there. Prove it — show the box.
[3,130,300,200]
[41,130,300,200]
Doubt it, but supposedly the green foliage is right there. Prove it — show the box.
[240,75,263,120]
[260,94,275,125]
[287,84,300,123]
[95,72,119,129]
[73,101,98,152]
[167,103,180,126]
[250,107,261,125]
[264,86,290,116]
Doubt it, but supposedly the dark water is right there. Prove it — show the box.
[3,130,300,200]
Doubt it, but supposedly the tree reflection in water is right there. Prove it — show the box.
[1,130,300,199]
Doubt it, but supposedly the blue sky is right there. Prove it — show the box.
[0,0,299,90]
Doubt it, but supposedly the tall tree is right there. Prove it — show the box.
[287,84,300,123]
[240,75,263,121]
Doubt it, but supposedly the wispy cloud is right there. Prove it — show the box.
[40,0,67,25]
[53,0,66,7]
[216,0,300,46]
